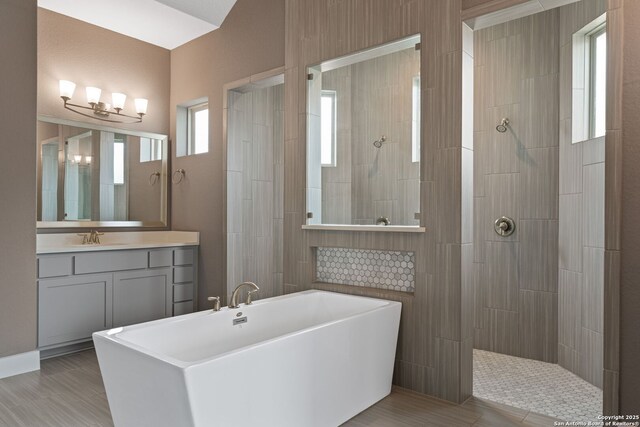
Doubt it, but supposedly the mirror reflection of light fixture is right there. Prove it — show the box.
[68,154,92,165]
[59,80,147,124]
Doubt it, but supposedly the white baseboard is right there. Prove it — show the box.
[0,351,40,379]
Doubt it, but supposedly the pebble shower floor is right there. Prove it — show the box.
[473,349,602,423]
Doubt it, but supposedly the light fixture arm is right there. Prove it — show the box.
[62,97,144,124]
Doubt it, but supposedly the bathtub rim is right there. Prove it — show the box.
[93,289,402,370]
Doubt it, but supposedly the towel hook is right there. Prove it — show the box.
[172,168,185,184]
[149,171,160,186]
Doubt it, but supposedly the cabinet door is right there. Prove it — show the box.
[38,273,113,348]
[113,268,171,327]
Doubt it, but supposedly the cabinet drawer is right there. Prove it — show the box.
[173,248,194,266]
[173,284,194,302]
[75,250,147,274]
[173,266,193,284]
[173,301,193,316]
[38,255,72,278]
[149,249,172,268]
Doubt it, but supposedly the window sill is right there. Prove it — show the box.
[302,224,425,233]
[571,135,605,145]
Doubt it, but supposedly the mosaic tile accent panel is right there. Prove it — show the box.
[474,349,602,422]
[316,247,415,292]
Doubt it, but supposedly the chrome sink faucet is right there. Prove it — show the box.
[229,282,260,309]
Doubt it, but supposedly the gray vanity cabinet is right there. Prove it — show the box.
[38,273,114,348]
[112,268,172,327]
[37,246,198,354]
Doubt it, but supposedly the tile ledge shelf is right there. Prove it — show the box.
[302,224,425,233]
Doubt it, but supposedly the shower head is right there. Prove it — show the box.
[373,135,386,148]
[496,118,509,133]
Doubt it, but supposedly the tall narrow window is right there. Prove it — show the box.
[412,76,421,163]
[590,25,606,139]
[140,138,163,162]
[321,90,336,167]
[572,15,606,144]
[188,103,209,155]
[113,141,124,185]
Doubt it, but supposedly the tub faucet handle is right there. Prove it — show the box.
[246,289,259,306]
[207,296,221,312]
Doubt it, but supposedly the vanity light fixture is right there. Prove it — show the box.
[58,80,148,124]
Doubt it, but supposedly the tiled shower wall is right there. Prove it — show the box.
[226,84,284,301]
[557,0,606,389]
[321,49,421,226]
[472,9,560,363]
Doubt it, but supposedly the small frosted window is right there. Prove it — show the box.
[114,142,124,185]
[321,91,336,167]
[412,76,421,163]
[591,28,606,139]
[188,103,209,155]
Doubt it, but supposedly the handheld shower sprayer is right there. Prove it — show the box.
[496,118,509,133]
[373,135,387,148]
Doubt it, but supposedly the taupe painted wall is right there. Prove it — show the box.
[473,9,560,364]
[619,0,640,415]
[127,136,164,223]
[0,0,37,357]
[37,8,170,136]
[170,0,285,308]
[557,0,606,389]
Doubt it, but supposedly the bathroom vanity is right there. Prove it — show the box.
[36,231,199,357]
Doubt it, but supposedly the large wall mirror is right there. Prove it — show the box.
[37,117,168,228]
[306,34,421,228]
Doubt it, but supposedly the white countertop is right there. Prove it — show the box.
[37,231,199,254]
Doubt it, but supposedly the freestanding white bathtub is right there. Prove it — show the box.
[93,290,401,427]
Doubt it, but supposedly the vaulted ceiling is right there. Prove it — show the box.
[38,0,237,49]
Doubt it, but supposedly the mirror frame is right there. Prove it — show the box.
[36,115,170,230]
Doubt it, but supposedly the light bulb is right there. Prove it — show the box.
[86,87,102,104]
[112,93,126,110]
[59,80,76,99]
[74,154,82,163]
[134,98,148,115]
[85,156,92,164]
